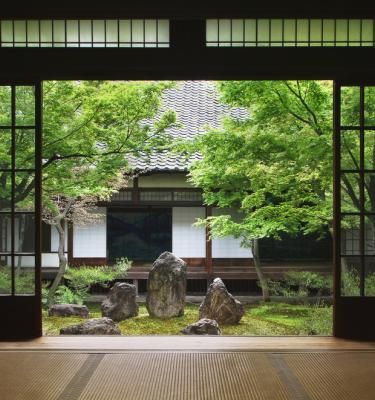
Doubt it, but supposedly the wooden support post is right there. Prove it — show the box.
[205,206,213,283]
[133,177,140,203]
[133,279,139,296]
[67,223,73,266]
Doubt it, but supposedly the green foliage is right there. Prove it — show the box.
[341,268,375,296]
[187,81,375,259]
[65,258,131,288]
[55,285,85,305]
[365,273,375,296]
[41,283,50,307]
[0,267,35,294]
[42,81,176,213]
[42,302,333,336]
[187,81,334,244]
[0,268,10,292]
[266,271,332,297]
[300,303,333,335]
[341,269,361,296]
[55,258,132,304]
[0,82,177,218]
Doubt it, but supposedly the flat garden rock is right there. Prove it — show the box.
[181,318,221,335]
[199,278,245,325]
[146,252,187,318]
[101,282,138,322]
[48,304,89,318]
[60,317,121,335]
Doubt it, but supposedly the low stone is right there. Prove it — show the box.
[60,317,121,335]
[181,318,221,335]
[48,304,89,318]
[199,278,245,325]
[146,252,187,318]
[101,282,138,322]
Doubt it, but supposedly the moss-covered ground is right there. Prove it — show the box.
[43,302,332,336]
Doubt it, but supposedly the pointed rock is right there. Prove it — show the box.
[199,278,244,325]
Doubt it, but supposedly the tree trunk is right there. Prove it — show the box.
[251,238,270,302]
[46,220,67,307]
[16,214,26,277]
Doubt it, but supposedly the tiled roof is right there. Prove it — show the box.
[128,81,248,172]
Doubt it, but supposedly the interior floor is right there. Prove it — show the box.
[1,338,374,400]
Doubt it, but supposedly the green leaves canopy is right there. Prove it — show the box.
[189,81,334,243]
[0,81,176,216]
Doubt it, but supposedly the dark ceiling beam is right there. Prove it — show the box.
[1,47,375,82]
[2,1,375,19]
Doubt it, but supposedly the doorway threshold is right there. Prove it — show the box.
[0,336,374,352]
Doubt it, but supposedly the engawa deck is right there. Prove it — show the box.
[125,261,332,280]
[41,260,332,282]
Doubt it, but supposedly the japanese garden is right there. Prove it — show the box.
[1,79,372,336]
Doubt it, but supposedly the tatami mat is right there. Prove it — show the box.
[0,352,89,400]
[1,351,375,400]
[283,352,375,400]
[80,352,289,400]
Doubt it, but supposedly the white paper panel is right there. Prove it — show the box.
[73,208,106,258]
[206,18,375,47]
[42,253,65,268]
[172,207,206,258]
[0,19,169,47]
[51,221,68,252]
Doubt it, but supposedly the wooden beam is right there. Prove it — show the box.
[67,223,73,265]
[133,177,140,203]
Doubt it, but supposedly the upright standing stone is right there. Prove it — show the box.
[146,252,187,318]
[199,278,245,324]
[101,282,139,322]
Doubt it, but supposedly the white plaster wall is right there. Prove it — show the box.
[212,208,252,258]
[73,208,107,258]
[3,219,69,267]
[139,173,192,188]
[172,207,206,257]
[13,256,35,267]
[42,253,67,268]
[20,253,67,268]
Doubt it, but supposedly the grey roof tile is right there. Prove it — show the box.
[129,81,247,171]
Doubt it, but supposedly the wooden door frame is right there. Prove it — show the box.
[1,8,375,339]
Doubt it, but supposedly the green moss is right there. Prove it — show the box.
[42,302,332,336]
[118,303,198,335]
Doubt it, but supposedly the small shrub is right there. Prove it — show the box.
[42,282,50,307]
[60,258,132,304]
[265,271,332,297]
[0,267,10,291]
[341,269,360,296]
[113,257,132,276]
[284,271,332,296]
[341,269,375,296]
[300,303,333,335]
[15,271,35,293]
[55,285,85,305]
[366,273,375,296]
[0,266,35,293]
